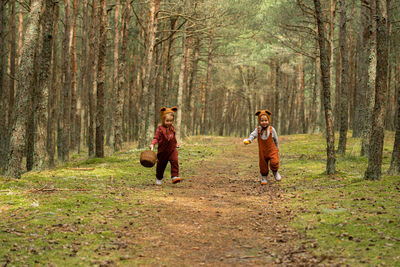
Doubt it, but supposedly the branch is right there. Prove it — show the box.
[154,19,187,48]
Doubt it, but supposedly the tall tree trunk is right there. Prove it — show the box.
[87,0,97,157]
[314,0,336,174]
[365,0,390,180]
[47,2,59,167]
[166,17,178,106]
[78,0,88,154]
[138,0,160,148]
[388,55,400,175]
[0,0,7,170]
[274,62,280,133]
[70,0,78,151]
[176,30,186,143]
[59,0,72,162]
[95,0,107,158]
[361,0,377,156]
[337,0,349,155]
[353,0,371,137]
[201,28,214,135]
[298,53,306,133]
[5,0,41,178]
[113,0,121,151]
[33,0,56,169]
[8,0,16,131]
[189,37,200,135]
[114,0,130,151]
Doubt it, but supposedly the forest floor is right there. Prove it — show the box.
[1,134,399,266]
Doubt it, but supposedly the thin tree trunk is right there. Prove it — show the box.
[365,0,390,180]
[337,0,349,155]
[361,0,376,156]
[113,0,121,151]
[176,30,186,143]
[70,0,78,151]
[388,56,400,175]
[47,2,59,167]
[5,0,41,178]
[33,0,56,169]
[59,0,72,162]
[189,36,200,135]
[78,0,88,154]
[114,0,130,151]
[0,0,7,170]
[95,0,107,158]
[314,0,336,174]
[138,0,160,148]
[353,0,371,137]
[8,0,16,131]
[274,62,280,133]
[87,0,97,157]
[298,53,306,133]
[202,28,214,135]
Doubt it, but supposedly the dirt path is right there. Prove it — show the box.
[127,138,324,266]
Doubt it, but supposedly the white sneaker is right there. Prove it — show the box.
[260,176,268,185]
[155,179,162,185]
[273,171,281,181]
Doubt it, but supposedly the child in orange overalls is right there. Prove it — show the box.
[149,107,181,185]
[243,109,281,185]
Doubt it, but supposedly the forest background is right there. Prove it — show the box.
[0,0,399,179]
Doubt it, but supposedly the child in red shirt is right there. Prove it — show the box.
[243,109,281,185]
[149,107,181,185]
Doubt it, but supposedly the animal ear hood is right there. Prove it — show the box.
[255,109,272,123]
[160,106,178,123]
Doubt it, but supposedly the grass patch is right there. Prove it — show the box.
[281,132,400,266]
[0,136,232,266]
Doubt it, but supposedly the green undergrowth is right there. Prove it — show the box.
[0,136,233,266]
[1,133,399,266]
[280,131,400,266]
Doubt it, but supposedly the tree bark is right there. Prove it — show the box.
[113,0,121,151]
[95,0,107,158]
[361,0,377,156]
[353,0,371,137]
[314,0,336,174]
[47,2,59,167]
[138,0,160,148]
[176,29,186,143]
[8,0,16,131]
[365,0,390,180]
[114,0,130,151]
[59,0,72,162]
[298,53,306,133]
[5,0,41,178]
[337,0,349,155]
[388,55,400,175]
[201,28,214,135]
[0,0,7,170]
[33,0,56,169]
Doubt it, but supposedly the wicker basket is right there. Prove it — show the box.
[140,150,157,168]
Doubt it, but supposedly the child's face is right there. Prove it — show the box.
[260,115,269,128]
[163,114,174,128]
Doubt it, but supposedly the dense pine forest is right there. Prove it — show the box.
[0,0,399,179]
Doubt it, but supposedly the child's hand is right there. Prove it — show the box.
[243,139,250,145]
[149,144,154,150]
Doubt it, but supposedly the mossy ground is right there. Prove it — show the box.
[279,132,400,266]
[0,133,399,266]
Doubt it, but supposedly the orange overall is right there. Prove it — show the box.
[257,126,279,176]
